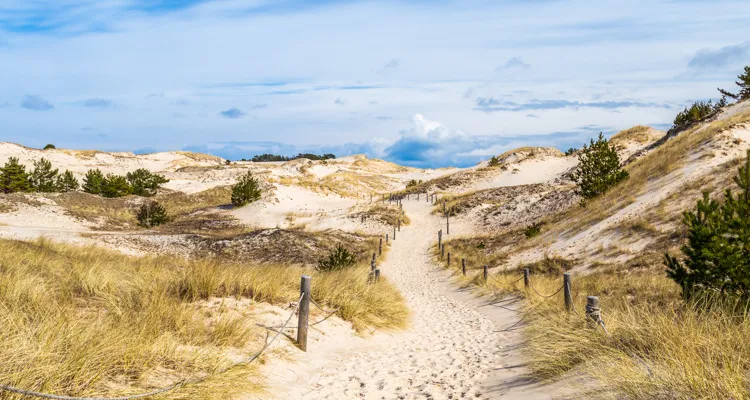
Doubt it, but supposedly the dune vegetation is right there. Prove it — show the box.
[0,238,407,399]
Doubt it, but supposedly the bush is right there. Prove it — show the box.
[43,144,56,150]
[56,171,79,192]
[665,150,750,299]
[231,172,262,207]
[718,65,750,101]
[673,100,719,128]
[29,158,59,192]
[126,168,169,197]
[405,179,422,188]
[524,223,542,238]
[136,201,170,228]
[0,157,31,193]
[488,156,500,167]
[570,132,628,204]
[83,169,105,195]
[101,174,132,198]
[317,245,358,271]
[564,148,577,156]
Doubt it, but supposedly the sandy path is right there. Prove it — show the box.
[268,199,563,399]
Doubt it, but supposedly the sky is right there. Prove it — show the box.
[1,0,749,167]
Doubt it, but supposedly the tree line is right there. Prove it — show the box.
[242,153,336,162]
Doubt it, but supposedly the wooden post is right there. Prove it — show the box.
[447,252,451,267]
[393,225,396,240]
[374,268,380,282]
[441,243,444,259]
[386,233,389,243]
[564,273,573,312]
[523,268,530,289]
[585,296,600,327]
[417,193,420,201]
[462,258,466,276]
[371,259,376,271]
[443,200,446,214]
[438,230,442,249]
[398,219,401,232]
[446,213,449,235]
[297,275,311,351]
[483,265,489,282]
[372,253,376,263]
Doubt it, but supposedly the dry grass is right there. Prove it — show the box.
[351,204,410,227]
[0,238,407,399]
[51,192,137,229]
[610,125,659,145]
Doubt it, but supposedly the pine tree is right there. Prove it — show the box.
[56,170,79,192]
[231,171,262,207]
[126,168,169,197]
[737,65,750,100]
[83,169,105,194]
[29,158,60,192]
[488,156,500,167]
[1,157,31,193]
[665,150,750,298]
[570,133,628,204]
[101,174,132,198]
[136,201,170,228]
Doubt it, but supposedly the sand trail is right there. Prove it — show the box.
[270,199,561,399]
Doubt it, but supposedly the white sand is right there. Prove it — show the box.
[262,199,567,399]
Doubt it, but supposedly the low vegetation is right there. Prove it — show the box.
[231,171,262,207]
[317,245,357,271]
[136,201,170,228]
[0,238,407,399]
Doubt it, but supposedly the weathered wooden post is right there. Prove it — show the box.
[446,213,450,235]
[585,296,600,327]
[447,252,451,267]
[398,219,401,232]
[370,258,376,271]
[372,253,376,263]
[297,275,311,351]
[417,193,420,201]
[374,268,380,282]
[462,258,466,276]
[483,265,489,282]
[379,238,383,256]
[386,233,389,243]
[438,229,442,249]
[443,200,446,214]
[393,225,396,240]
[564,273,573,312]
[523,268,530,289]
[441,243,445,259]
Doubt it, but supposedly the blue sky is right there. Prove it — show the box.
[1,0,749,167]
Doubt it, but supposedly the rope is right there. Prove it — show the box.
[528,281,564,298]
[310,297,338,314]
[308,297,340,327]
[0,294,305,400]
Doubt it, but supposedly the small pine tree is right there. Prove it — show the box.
[43,144,56,150]
[665,150,750,299]
[488,156,500,167]
[1,157,31,193]
[737,65,750,100]
[29,158,60,192]
[570,133,628,204]
[231,171,262,207]
[136,201,170,228]
[56,170,79,192]
[83,169,105,194]
[101,174,132,198]
[126,168,169,197]
[317,245,358,271]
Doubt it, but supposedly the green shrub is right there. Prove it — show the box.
[56,171,79,192]
[29,158,59,193]
[126,168,169,197]
[405,179,421,188]
[136,201,170,228]
[570,132,628,204]
[317,245,358,272]
[665,150,750,298]
[673,100,718,128]
[83,169,105,195]
[488,156,500,167]
[43,144,55,150]
[101,174,132,198]
[564,148,577,156]
[231,171,262,207]
[718,65,750,101]
[0,157,31,193]
[524,223,542,238]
